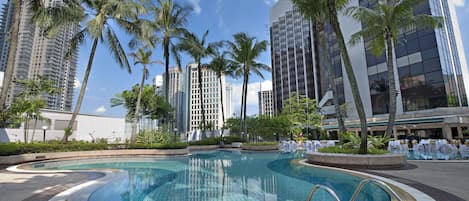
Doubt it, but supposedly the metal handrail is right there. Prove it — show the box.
[306,184,341,201]
[350,178,403,201]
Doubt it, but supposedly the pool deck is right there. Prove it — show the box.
[359,160,469,201]
[0,158,468,201]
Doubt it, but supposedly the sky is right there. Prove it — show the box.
[2,0,469,118]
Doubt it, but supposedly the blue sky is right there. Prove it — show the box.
[73,0,277,117]
[2,0,469,118]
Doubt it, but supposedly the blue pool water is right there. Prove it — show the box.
[32,150,391,201]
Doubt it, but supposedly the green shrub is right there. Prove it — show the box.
[128,142,188,149]
[189,137,220,146]
[243,142,278,146]
[223,136,246,144]
[367,135,392,149]
[318,146,389,155]
[0,141,108,156]
[136,128,171,144]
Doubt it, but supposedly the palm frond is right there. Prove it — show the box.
[104,27,131,73]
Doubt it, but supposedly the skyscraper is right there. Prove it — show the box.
[258,90,274,117]
[163,67,185,133]
[270,0,469,139]
[225,83,233,119]
[153,75,163,96]
[185,64,226,132]
[269,0,318,114]
[0,0,79,111]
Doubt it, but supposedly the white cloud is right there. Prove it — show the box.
[188,0,202,14]
[231,80,273,116]
[95,105,107,113]
[263,0,278,6]
[451,0,465,7]
[216,0,224,28]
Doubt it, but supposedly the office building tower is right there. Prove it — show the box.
[0,1,13,71]
[225,83,233,119]
[270,0,319,114]
[185,64,226,132]
[270,0,469,139]
[162,67,185,133]
[258,90,274,117]
[0,0,79,111]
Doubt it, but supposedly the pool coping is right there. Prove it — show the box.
[298,159,434,201]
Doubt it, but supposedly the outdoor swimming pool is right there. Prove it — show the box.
[30,150,392,201]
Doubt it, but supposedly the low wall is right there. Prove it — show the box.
[188,145,219,151]
[242,145,278,151]
[0,148,189,165]
[306,152,407,169]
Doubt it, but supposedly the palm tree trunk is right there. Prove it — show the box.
[327,0,368,154]
[239,77,246,135]
[197,63,206,138]
[0,0,21,113]
[219,77,225,138]
[23,117,28,143]
[317,21,346,134]
[242,72,249,136]
[132,66,147,143]
[385,34,397,138]
[64,38,99,142]
[163,38,170,125]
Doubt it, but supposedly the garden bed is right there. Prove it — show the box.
[306,152,407,169]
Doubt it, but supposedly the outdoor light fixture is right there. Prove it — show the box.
[173,128,178,141]
[42,125,48,142]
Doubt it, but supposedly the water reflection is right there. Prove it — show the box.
[65,151,390,201]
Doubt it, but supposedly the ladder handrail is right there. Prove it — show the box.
[349,178,403,201]
[306,184,341,201]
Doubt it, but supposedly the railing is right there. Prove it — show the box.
[349,178,403,201]
[306,184,341,201]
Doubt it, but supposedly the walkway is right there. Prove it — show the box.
[364,161,469,201]
[0,168,102,201]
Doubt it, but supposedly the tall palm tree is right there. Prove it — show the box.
[207,45,233,138]
[61,0,145,142]
[152,0,189,122]
[226,33,269,137]
[178,30,217,137]
[128,47,162,143]
[347,0,443,138]
[293,0,369,154]
[0,0,77,115]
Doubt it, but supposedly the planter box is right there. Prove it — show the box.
[188,145,219,151]
[242,145,278,151]
[0,148,189,165]
[306,152,407,169]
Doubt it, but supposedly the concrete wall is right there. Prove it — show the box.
[0,110,127,143]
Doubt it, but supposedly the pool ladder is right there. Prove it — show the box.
[306,178,403,201]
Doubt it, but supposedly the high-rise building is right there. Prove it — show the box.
[269,0,319,114]
[225,83,233,119]
[162,67,185,133]
[0,0,79,111]
[258,90,274,117]
[185,64,226,132]
[270,0,469,139]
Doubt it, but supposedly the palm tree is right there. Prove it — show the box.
[226,33,269,137]
[292,0,369,154]
[61,0,145,142]
[207,45,233,138]
[152,0,190,122]
[0,0,77,116]
[347,0,443,138]
[178,30,217,137]
[128,48,162,143]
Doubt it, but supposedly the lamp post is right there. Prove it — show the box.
[42,125,48,142]
[173,128,178,142]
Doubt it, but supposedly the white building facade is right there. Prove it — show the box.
[163,67,186,133]
[185,64,226,132]
[259,90,274,117]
